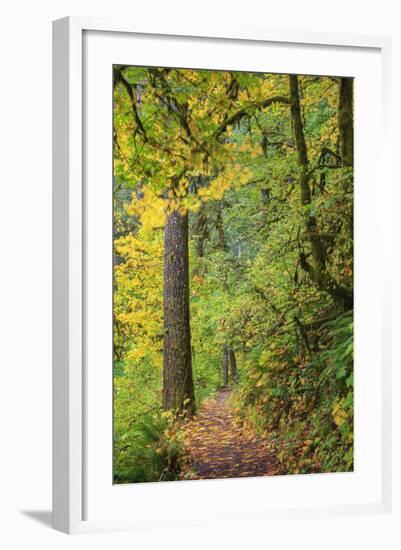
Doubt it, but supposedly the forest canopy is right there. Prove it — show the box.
[113,67,353,483]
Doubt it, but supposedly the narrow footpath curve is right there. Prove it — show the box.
[181,388,278,480]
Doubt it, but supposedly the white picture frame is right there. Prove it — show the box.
[52,16,392,534]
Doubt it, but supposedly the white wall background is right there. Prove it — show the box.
[0,1,399,548]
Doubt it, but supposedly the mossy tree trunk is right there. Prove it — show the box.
[163,209,196,416]
[222,345,229,386]
[338,77,354,167]
[289,75,353,311]
[216,201,238,384]
[229,349,238,381]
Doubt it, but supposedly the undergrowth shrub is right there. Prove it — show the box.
[232,311,353,474]
[113,408,185,484]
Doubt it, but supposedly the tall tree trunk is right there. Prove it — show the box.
[229,349,238,382]
[194,202,208,258]
[289,75,326,280]
[338,78,354,167]
[191,201,209,277]
[216,201,227,252]
[216,201,239,383]
[222,345,229,386]
[163,209,196,416]
[289,75,353,311]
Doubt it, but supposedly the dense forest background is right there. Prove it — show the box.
[113,67,354,483]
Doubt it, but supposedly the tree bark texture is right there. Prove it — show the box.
[289,75,353,311]
[216,201,239,384]
[338,78,354,167]
[163,209,196,416]
[229,349,238,381]
[193,201,209,259]
[222,345,229,386]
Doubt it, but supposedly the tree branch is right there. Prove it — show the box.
[215,95,290,138]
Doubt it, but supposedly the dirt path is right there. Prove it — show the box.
[181,388,278,480]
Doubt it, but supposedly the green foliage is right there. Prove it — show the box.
[232,312,353,473]
[113,66,354,481]
[113,370,186,483]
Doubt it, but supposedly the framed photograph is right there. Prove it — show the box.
[52,16,392,534]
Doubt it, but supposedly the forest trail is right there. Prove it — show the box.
[181,388,278,480]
